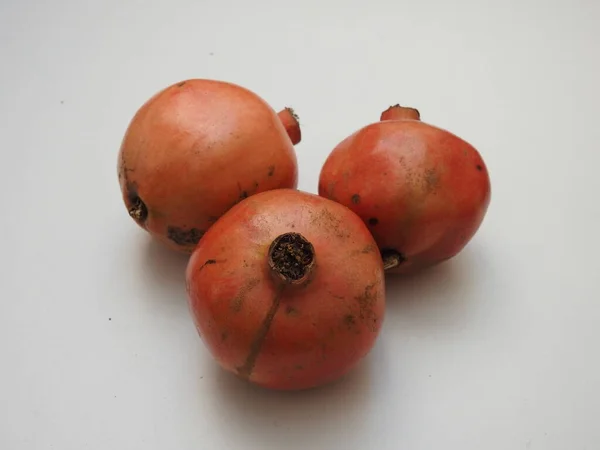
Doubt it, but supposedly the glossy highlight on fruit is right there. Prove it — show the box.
[117,78,301,252]
[318,104,491,274]
[186,189,385,390]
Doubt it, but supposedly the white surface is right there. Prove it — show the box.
[1,0,599,448]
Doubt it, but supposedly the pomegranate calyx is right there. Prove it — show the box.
[128,196,148,223]
[268,232,315,285]
[380,104,421,122]
[277,107,302,145]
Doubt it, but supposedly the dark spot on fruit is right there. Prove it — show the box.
[368,217,379,226]
[351,194,361,204]
[205,259,216,265]
[344,314,356,327]
[476,164,483,171]
[177,81,186,87]
[268,165,275,176]
[167,226,204,246]
[286,306,299,316]
[240,190,248,200]
[221,331,229,342]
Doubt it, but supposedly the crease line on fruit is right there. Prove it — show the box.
[236,286,284,379]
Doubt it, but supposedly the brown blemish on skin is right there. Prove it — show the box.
[476,164,483,171]
[240,190,248,200]
[167,226,204,246]
[285,306,299,317]
[423,168,439,193]
[351,194,361,204]
[176,81,186,87]
[197,259,218,273]
[362,244,376,254]
[355,283,379,332]
[368,217,379,226]
[344,314,356,328]
[310,208,345,238]
[236,288,283,379]
[231,278,260,312]
[221,331,229,342]
[268,165,275,177]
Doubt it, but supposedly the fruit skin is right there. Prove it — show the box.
[186,189,385,391]
[318,106,491,274]
[117,79,299,253]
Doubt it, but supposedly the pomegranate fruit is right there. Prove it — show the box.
[117,78,301,253]
[186,189,385,391]
[318,104,491,274]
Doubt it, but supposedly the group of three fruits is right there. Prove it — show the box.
[117,79,491,391]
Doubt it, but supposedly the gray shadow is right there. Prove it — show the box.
[205,349,380,449]
[383,248,484,333]
[139,237,190,311]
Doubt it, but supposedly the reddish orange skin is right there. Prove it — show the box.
[117,79,299,253]
[186,189,385,391]
[318,117,491,274]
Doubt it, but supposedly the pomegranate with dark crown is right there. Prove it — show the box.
[186,189,386,391]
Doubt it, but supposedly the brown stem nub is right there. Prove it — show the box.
[278,107,302,145]
[128,196,148,223]
[380,104,421,122]
[381,249,406,271]
[268,232,315,285]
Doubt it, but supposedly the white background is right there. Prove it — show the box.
[1,0,599,448]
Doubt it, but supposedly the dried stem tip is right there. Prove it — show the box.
[382,249,406,271]
[128,197,148,223]
[380,104,421,122]
[278,107,302,145]
[268,232,315,285]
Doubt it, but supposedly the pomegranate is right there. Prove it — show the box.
[318,104,491,274]
[117,79,301,253]
[186,189,385,391]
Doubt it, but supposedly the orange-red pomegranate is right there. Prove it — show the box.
[186,189,385,391]
[117,79,301,252]
[318,105,491,274]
